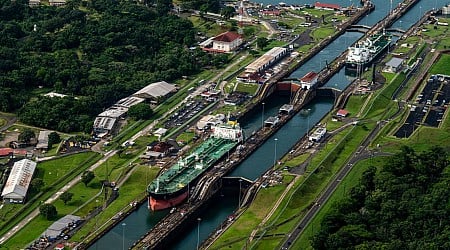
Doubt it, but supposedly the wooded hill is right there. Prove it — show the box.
[312,146,449,249]
[0,0,226,132]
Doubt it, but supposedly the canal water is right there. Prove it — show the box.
[91,1,446,249]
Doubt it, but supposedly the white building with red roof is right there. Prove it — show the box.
[300,71,318,89]
[314,2,341,11]
[210,31,243,53]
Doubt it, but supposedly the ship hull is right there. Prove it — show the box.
[345,33,391,75]
[149,191,188,211]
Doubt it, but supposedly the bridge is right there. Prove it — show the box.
[130,1,426,249]
[347,24,371,33]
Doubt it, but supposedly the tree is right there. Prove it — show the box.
[30,178,44,193]
[256,37,269,50]
[60,192,74,205]
[48,131,61,149]
[18,129,35,143]
[127,103,153,120]
[40,203,57,220]
[81,171,95,187]
[220,6,235,20]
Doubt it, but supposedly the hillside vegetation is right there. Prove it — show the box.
[0,0,224,132]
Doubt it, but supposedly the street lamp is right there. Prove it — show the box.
[306,108,312,138]
[261,102,265,128]
[197,218,202,250]
[274,138,278,167]
[122,223,126,250]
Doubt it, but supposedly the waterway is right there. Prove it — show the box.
[91,1,447,249]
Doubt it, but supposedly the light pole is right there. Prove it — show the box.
[307,108,311,138]
[261,102,265,128]
[122,223,126,250]
[197,218,202,250]
[273,138,278,167]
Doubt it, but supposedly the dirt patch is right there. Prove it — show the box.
[0,131,19,147]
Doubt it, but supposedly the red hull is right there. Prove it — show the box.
[148,191,188,211]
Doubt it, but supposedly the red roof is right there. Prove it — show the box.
[213,31,241,43]
[315,2,341,10]
[261,10,281,16]
[337,109,349,117]
[300,71,318,82]
[0,148,28,157]
[54,244,65,250]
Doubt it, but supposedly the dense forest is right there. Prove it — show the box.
[0,0,226,132]
[312,146,449,249]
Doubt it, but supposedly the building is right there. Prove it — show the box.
[36,130,52,151]
[28,0,40,6]
[49,0,66,6]
[309,127,327,142]
[336,109,349,117]
[300,71,318,89]
[238,47,288,82]
[133,81,177,104]
[314,2,341,11]
[93,106,128,137]
[384,57,405,73]
[196,114,226,130]
[0,148,28,158]
[211,32,243,53]
[1,159,37,203]
[42,215,81,241]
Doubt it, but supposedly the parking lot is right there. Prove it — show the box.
[395,74,449,138]
[164,98,213,129]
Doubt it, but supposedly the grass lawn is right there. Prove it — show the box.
[35,152,98,188]
[344,94,368,117]
[71,165,160,243]
[430,53,450,75]
[235,82,259,95]
[210,176,293,249]
[310,26,335,41]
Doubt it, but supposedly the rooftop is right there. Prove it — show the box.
[213,31,241,43]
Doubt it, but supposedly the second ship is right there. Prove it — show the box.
[345,31,391,74]
[147,120,244,211]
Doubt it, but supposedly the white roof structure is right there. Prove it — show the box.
[245,47,288,73]
[115,96,145,109]
[43,215,81,239]
[1,159,37,202]
[97,106,128,118]
[385,57,404,68]
[133,81,177,100]
[36,130,52,150]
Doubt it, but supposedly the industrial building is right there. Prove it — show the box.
[35,130,52,151]
[133,81,177,104]
[237,47,288,83]
[1,159,37,203]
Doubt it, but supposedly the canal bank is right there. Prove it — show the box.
[87,1,444,249]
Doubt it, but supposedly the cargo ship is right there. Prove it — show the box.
[147,121,244,211]
[345,32,391,74]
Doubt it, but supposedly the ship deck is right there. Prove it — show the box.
[148,137,238,195]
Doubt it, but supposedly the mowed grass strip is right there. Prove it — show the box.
[71,165,161,243]
[210,175,293,250]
